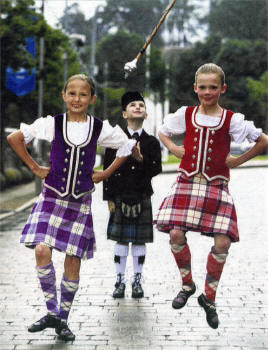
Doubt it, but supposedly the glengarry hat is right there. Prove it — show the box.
[121,91,145,111]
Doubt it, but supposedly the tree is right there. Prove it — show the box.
[162,0,199,46]
[94,30,167,124]
[96,0,165,46]
[167,35,268,130]
[207,0,268,41]
[0,0,39,172]
[247,71,268,134]
[94,31,146,122]
[0,0,80,173]
[215,39,268,128]
[167,34,223,111]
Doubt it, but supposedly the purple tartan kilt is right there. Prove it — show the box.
[154,172,239,242]
[21,187,95,259]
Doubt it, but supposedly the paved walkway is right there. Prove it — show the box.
[0,166,267,349]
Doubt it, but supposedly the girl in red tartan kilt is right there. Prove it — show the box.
[154,63,268,329]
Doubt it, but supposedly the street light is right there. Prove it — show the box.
[90,5,104,78]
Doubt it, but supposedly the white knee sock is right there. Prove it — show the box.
[114,243,129,283]
[131,244,146,277]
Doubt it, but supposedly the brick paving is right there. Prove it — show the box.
[0,168,267,350]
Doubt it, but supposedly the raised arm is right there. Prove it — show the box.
[226,133,268,168]
[158,131,185,159]
[7,130,50,179]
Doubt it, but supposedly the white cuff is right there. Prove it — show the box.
[115,139,136,157]
[114,243,129,256]
[20,123,34,144]
[131,244,146,256]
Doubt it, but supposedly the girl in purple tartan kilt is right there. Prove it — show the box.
[154,63,268,329]
[7,74,136,342]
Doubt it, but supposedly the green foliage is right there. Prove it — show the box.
[1,0,81,127]
[168,34,224,111]
[163,154,181,164]
[94,30,167,122]
[208,0,268,41]
[96,30,146,90]
[163,0,198,46]
[215,40,268,129]
[1,0,38,71]
[149,46,166,101]
[0,0,81,174]
[0,172,7,191]
[102,87,125,127]
[247,71,268,132]
[247,72,268,114]
[4,168,22,186]
[168,35,268,130]
[96,0,165,46]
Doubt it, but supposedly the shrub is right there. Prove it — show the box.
[0,172,6,191]
[4,167,22,186]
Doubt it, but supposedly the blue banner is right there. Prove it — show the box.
[6,67,36,97]
[6,37,36,96]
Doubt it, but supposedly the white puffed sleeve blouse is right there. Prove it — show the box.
[20,115,135,157]
[159,106,262,143]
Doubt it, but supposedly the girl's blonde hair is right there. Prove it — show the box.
[195,63,225,86]
[63,74,96,96]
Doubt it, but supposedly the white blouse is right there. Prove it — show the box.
[20,115,136,157]
[159,106,262,143]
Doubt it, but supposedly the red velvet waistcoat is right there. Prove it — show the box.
[179,106,234,181]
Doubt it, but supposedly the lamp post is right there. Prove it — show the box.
[35,0,45,195]
[90,5,104,78]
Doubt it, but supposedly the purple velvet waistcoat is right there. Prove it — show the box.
[44,113,103,199]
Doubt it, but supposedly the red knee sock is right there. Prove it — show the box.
[171,243,193,288]
[205,247,228,302]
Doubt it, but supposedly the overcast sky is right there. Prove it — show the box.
[35,0,107,28]
[35,0,208,42]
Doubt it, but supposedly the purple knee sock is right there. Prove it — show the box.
[59,274,79,322]
[36,261,58,316]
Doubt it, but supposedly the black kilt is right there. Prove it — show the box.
[107,195,153,244]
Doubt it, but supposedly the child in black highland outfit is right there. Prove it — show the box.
[103,91,162,299]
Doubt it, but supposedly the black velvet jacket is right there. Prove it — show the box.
[103,128,162,200]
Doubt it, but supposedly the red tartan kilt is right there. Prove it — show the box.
[154,173,239,242]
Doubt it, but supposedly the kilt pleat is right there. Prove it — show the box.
[107,195,153,244]
[154,173,239,242]
[21,187,95,259]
